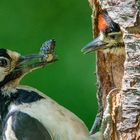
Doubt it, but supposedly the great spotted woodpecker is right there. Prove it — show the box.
[81,10,125,135]
[81,10,124,54]
[0,40,95,140]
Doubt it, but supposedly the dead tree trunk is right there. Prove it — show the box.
[88,0,140,140]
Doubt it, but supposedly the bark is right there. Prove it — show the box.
[88,0,140,140]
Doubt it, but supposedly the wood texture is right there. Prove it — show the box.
[89,0,140,139]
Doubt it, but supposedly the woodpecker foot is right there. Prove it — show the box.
[90,112,102,134]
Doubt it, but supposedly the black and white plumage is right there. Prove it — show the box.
[0,47,93,140]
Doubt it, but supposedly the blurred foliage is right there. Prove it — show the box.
[0,0,97,129]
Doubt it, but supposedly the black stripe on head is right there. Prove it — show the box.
[103,11,121,34]
[0,49,11,60]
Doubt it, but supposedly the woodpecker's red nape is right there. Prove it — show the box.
[97,10,121,33]
[98,13,109,33]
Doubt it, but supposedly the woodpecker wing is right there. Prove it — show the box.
[3,111,52,140]
[4,85,91,140]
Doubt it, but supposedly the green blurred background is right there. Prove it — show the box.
[0,0,97,129]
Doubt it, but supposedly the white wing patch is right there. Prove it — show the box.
[4,116,17,140]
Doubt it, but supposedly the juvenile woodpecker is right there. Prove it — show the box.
[81,10,124,54]
[0,40,94,140]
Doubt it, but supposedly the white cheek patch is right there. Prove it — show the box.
[0,67,8,82]
[4,116,18,140]
[99,32,104,41]
[0,56,11,82]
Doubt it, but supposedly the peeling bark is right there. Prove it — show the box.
[89,0,140,140]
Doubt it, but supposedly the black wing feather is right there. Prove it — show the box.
[5,111,52,140]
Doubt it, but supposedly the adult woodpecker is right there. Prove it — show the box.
[81,10,124,54]
[0,40,94,140]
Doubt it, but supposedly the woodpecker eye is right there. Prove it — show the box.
[0,58,8,67]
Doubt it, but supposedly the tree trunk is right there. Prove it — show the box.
[88,0,140,139]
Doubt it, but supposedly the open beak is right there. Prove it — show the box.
[81,35,107,54]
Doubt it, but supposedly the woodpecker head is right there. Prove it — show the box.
[0,40,57,88]
[81,10,124,54]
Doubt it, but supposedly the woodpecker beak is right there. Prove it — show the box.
[81,34,107,54]
[18,54,45,70]
[11,54,54,79]
[13,52,57,82]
